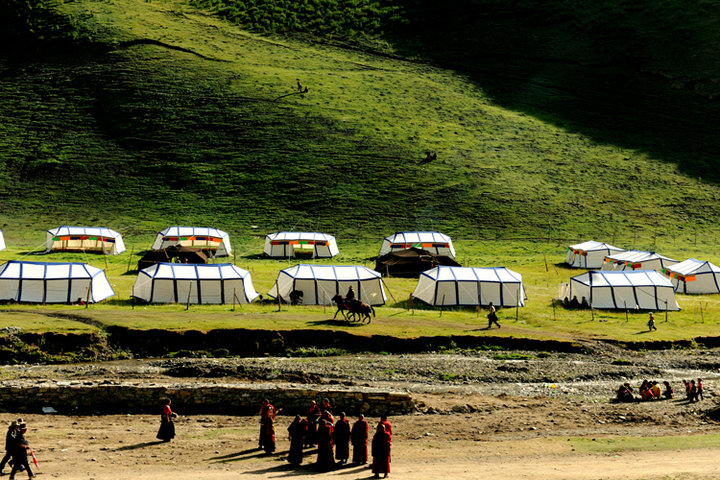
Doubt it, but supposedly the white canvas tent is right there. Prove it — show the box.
[663,258,720,294]
[152,226,231,256]
[132,263,258,304]
[601,250,677,272]
[566,240,623,268]
[0,230,5,251]
[562,270,679,310]
[264,232,339,258]
[46,226,126,255]
[379,231,456,258]
[0,260,114,303]
[268,264,386,306]
[412,266,525,307]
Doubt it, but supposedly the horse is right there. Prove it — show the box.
[289,290,303,305]
[331,294,374,324]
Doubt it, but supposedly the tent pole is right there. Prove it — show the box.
[410,294,414,315]
[543,254,548,272]
[186,283,192,311]
[624,302,628,322]
[665,300,668,322]
[232,288,236,312]
[440,295,445,317]
[126,247,134,273]
[552,299,556,321]
[380,278,398,305]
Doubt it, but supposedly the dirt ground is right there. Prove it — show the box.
[4,350,720,479]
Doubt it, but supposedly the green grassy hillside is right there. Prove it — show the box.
[0,0,719,243]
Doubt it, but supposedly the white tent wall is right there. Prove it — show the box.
[0,261,114,303]
[268,265,386,306]
[379,231,456,258]
[263,232,339,258]
[412,266,525,307]
[565,241,624,269]
[132,263,257,304]
[567,271,679,310]
[664,259,720,294]
[46,226,126,255]
[151,227,232,256]
[0,231,5,251]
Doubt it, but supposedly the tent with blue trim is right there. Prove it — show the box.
[132,263,258,304]
[0,260,115,303]
[600,250,677,272]
[379,231,456,259]
[412,266,525,307]
[268,264,386,306]
[46,226,126,255]
[662,258,720,294]
[264,232,339,258]
[152,226,231,257]
[565,240,623,268]
[563,270,679,310]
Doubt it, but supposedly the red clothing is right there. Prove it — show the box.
[380,420,393,440]
[351,419,369,463]
[371,427,391,475]
[316,419,335,472]
[333,418,350,462]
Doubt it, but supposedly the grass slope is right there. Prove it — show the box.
[0,0,719,242]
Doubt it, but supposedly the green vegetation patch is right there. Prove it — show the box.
[570,433,720,454]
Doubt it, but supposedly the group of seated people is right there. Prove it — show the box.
[616,380,673,402]
[616,378,704,402]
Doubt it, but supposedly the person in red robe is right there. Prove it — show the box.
[379,415,393,440]
[305,400,321,447]
[156,398,177,442]
[351,414,369,464]
[333,412,351,464]
[287,415,306,465]
[371,423,391,478]
[259,401,280,454]
[315,411,335,472]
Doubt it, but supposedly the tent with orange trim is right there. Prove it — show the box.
[152,226,231,257]
[263,232,338,258]
[600,250,677,272]
[46,226,126,255]
[565,240,623,268]
[662,258,720,294]
[379,231,455,259]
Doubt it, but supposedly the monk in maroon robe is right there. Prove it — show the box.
[379,415,393,440]
[371,423,391,478]
[351,414,369,464]
[333,412,351,464]
[287,415,306,465]
[315,412,335,472]
[305,400,321,447]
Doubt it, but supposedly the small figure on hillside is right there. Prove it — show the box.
[421,151,437,164]
[487,302,500,328]
[157,398,177,442]
[303,86,309,93]
[297,79,303,91]
[647,312,657,331]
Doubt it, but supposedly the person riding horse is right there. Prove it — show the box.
[331,294,374,323]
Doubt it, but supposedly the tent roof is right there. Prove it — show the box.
[605,250,676,263]
[568,240,622,252]
[277,264,381,281]
[383,231,452,243]
[419,266,522,283]
[571,270,673,287]
[0,260,106,279]
[265,231,336,241]
[47,226,122,238]
[157,226,229,238]
[138,263,250,279]
[666,258,720,275]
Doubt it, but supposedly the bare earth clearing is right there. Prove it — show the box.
[4,348,720,480]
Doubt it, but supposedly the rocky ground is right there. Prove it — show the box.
[3,347,720,479]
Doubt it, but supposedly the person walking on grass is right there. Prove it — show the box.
[487,302,500,328]
[647,312,657,331]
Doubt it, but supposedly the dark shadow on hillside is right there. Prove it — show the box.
[381,0,720,182]
[307,319,369,328]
